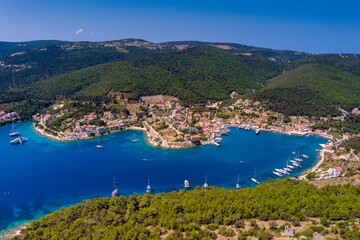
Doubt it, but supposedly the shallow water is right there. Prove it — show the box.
[0,121,327,231]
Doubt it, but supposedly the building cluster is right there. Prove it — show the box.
[0,111,19,123]
[0,60,31,72]
[38,107,139,140]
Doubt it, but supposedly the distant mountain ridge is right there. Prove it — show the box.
[0,38,360,117]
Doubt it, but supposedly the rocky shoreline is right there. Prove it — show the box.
[0,223,28,240]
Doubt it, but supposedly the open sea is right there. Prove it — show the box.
[0,121,327,233]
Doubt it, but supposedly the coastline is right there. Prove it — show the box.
[0,223,29,240]
[1,123,329,236]
[298,149,325,180]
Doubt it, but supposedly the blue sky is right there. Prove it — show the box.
[0,0,359,53]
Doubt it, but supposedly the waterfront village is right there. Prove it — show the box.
[3,93,360,183]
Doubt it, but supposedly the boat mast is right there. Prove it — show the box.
[203,172,208,188]
[113,174,117,189]
[146,176,151,193]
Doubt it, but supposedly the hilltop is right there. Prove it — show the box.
[249,63,360,116]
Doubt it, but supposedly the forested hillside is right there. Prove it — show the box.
[0,39,175,91]
[0,40,64,55]
[4,46,282,105]
[16,179,360,240]
[1,39,360,118]
[250,63,360,116]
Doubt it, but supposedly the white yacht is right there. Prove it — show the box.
[184,180,190,189]
[203,173,208,189]
[251,168,260,184]
[10,136,28,144]
[146,177,151,194]
[9,123,20,137]
[235,174,241,189]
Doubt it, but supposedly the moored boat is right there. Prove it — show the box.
[203,173,208,189]
[302,154,309,159]
[146,177,151,194]
[287,165,295,169]
[251,168,260,184]
[10,136,28,144]
[112,175,118,197]
[9,123,20,137]
[184,180,190,189]
[273,171,282,177]
[275,168,289,175]
[131,133,139,142]
[235,174,241,189]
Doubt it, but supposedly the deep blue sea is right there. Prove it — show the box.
[0,121,327,232]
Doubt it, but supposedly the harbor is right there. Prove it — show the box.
[0,121,327,233]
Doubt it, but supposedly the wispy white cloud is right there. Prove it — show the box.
[75,28,84,35]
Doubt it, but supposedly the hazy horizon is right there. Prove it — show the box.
[1,0,359,54]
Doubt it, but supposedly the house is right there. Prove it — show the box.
[334,166,343,175]
[179,125,188,131]
[66,132,78,139]
[104,111,114,120]
[185,134,192,141]
[86,125,97,132]
[84,114,97,121]
[324,146,335,153]
[177,135,184,140]
[43,114,52,122]
[328,166,343,176]
[97,126,106,133]
[8,112,18,119]
[174,114,182,120]
[189,127,199,133]
[108,124,119,131]
[191,135,201,140]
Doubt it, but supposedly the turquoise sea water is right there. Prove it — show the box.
[0,121,327,232]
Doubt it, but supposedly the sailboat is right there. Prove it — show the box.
[203,172,208,189]
[96,139,103,149]
[235,174,241,189]
[10,136,28,144]
[111,174,118,197]
[132,133,139,142]
[184,180,190,189]
[9,123,20,137]
[146,177,151,194]
[251,168,260,184]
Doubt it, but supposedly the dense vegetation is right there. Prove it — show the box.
[0,40,64,55]
[1,39,360,118]
[250,86,341,117]
[249,63,360,116]
[312,114,360,135]
[0,40,174,91]
[4,46,282,105]
[16,179,360,239]
[341,137,360,153]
